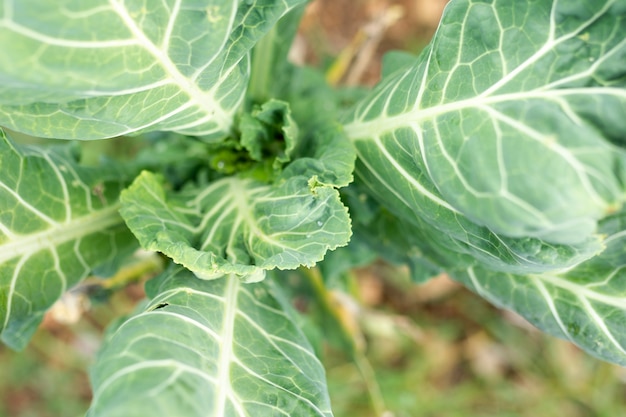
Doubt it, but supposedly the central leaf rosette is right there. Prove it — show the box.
[120,100,354,282]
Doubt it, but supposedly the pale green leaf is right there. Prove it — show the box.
[88,265,333,417]
[120,170,351,281]
[453,209,626,366]
[0,0,306,140]
[0,130,136,349]
[342,0,626,270]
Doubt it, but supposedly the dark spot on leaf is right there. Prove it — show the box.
[152,303,169,310]
[567,322,580,336]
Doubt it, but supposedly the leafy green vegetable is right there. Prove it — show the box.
[1,0,625,414]
[0,0,306,140]
[0,130,136,349]
[343,0,626,270]
[120,102,354,281]
[88,265,333,417]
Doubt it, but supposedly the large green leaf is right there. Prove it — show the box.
[0,0,306,140]
[348,145,603,274]
[88,265,333,417]
[342,0,626,271]
[0,130,136,349]
[453,209,626,366]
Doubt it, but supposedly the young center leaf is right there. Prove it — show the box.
[120,109,354,281]
[120,171,351,282]
[342,0,626,271]
[0,130,136,349]
[0,0,306,140]
[453,208,626,366]
[88,265,333,417]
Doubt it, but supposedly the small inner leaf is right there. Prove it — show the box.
[120,169,351,282]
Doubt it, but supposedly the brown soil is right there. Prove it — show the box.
[299,0,449,85]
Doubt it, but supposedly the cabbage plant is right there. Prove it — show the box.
[1,0,625,415]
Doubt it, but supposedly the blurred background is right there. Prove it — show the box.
[1,1,625,416]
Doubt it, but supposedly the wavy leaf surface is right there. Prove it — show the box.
[0,0,306,139]
[121,170,351,282]
[0,130,136,349]
[343,0,626,271]
[88,266,333,417]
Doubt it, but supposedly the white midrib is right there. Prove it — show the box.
[214,276,240,416]
[227,179,292,251]
[342,87,622,141]
[0,204,124,265]
[108,0,232,134]
[535,272,626,310]
[2,204,125,332]
[468,266,626,310]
